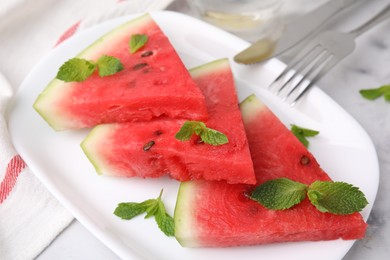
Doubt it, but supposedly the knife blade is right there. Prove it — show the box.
[234,0,359,64]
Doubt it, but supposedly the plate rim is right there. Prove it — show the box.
[8,10,379,260]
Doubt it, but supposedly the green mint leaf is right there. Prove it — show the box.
[200,128,229,145]
[114,189,174,237]
[56,58,96,82]
[384,92,390,102]
[155,200,175,237]
[142,199,159,218]
[359,89,384,100]
[307,181,368,215]
[129,34,148,53]
[174,121,201,141]
[175,121,228,146]
[290,124,319,148]
[360,85,390,101]
[114,202,148,220]
[250,178,308,210]
[97,55,124,77]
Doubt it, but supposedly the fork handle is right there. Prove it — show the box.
[351,3,390,37]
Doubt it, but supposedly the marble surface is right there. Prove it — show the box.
[3,0,389,259]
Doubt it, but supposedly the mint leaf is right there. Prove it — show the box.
[56,58,96,82]
[97,55,124,77]
[175,121,203,141]
[385,92,390,102]
[250,178,368,215]
[250,178,307,210]
[308,181,368,215]
[114,201,149,220]
[155,199,175,236]
[175,121,228,146]
[113,189,175,237]
[360,85,390,102]
[200,128,229,145]
[129,34,148,53]
[291,124,319,148]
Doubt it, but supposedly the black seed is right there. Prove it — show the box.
[154,130,163,136]
[143,141,155,151]
[300,155,310,165]
[141,51,154,57]
[133,63,148,70]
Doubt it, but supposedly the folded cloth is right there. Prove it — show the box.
[0,72,73,260]
[0,0,173,259]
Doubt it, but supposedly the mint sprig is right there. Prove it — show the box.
[129,34,148,53]
[114,189,174,237]
[360,85,390,102]
[250,178,307,210]
[308,181,368,215]
[250,178,368,215]
[56,58,96,82]
[175,121,228,146]
[290,124,319,148]
[96,55,124,77]
[56,55,124,82]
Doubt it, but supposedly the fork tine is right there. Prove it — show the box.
[290,54,340,106]
[279,48,329,99]
[285,50,333,100]
[269,44,322,92]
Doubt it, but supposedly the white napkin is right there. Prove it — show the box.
[0,0,173,259]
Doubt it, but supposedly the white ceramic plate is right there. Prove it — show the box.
[8,11,379,260]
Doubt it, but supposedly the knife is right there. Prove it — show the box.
[234,0,360,64]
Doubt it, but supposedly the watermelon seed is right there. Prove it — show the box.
[141,50,154,57]
[154,130,163,136]
[143,140,155,151]
[143,68,151,74]
[133,63,148,70]
[300,155,311,165]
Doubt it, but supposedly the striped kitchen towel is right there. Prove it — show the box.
[0,0,173,259]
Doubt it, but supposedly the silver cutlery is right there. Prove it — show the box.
[269,3,390,105]
[234,0,359,64]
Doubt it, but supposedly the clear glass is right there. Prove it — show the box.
[187,0,284,41]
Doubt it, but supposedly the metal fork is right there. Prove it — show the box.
[269,3,390,105]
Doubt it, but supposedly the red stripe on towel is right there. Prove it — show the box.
[55,20,81,46]
[0,155,27,204]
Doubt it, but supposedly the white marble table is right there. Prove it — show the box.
[18,0,390,259]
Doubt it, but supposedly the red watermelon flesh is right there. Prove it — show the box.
[81,59,256,184]
[174,94,367,247]
[33,14,208,131]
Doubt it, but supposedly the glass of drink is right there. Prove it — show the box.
[186,0,285,42]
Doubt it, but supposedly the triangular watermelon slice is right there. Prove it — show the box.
[81,59,256,184]
[33,14,208,131]
[174,94,367,247]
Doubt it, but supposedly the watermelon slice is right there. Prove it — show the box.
[81,59,256,184]
[174,94,367,247]
[33,14,208,131]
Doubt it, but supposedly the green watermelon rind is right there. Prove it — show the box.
[239,94,266,123]
[189,58,229,78]
[81,124,115,175]
[174,181,200,247]
[33,14,152,131]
